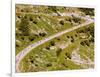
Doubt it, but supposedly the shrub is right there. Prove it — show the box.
[50,41,55,46]
[59,20,64,25]
[19,16,30,36]
[56,48,62,56]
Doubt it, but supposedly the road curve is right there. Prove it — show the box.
[16,14,94,72]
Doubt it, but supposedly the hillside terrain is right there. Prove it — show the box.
[15,4,94,72]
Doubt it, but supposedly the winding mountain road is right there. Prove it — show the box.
[16,13,94,72]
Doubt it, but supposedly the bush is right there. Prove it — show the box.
[46,46,50,50]
[46,63,52,67]
[39,32,46,37]
[19,16,30,36]
[50,41,55,46]
[59,20,64,25]
[56,48,62,56]
[72,15,81,23]
[79,8,94,16]
[29,36,35,41]
[65,52,71,59]
[16,43,20,47]
[71,38,74,43]
[80,40,90,46]
[48,6,57,13]
[33,20,37,24]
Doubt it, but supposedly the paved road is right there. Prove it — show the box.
[16,13,94,72]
